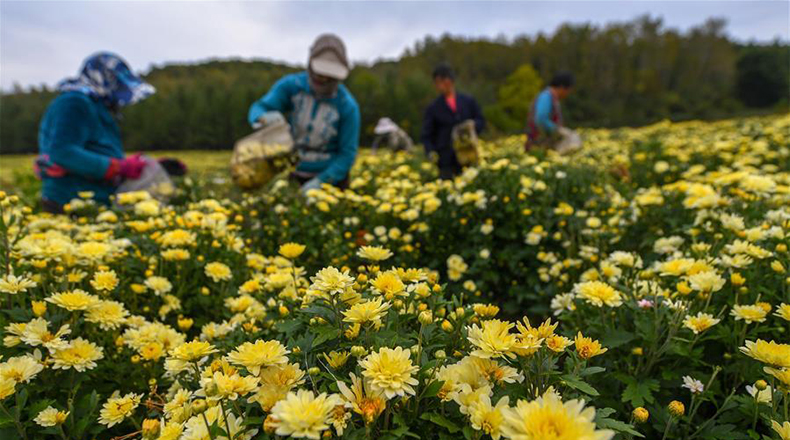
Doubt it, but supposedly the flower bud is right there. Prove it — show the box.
[668,400,685,417]
[263,415,278,434]
[632,407,649,423]
[418,311,433,325]
[32,301,47,317]
[441,320,453,332]
[631,347,643,356]
[434,350,446,359]
[177,317,194,331]
[192,399,207,414]
[350,346,367,357]
[755,379,768,391]
[308,367,320,375]
[142,419,160,439]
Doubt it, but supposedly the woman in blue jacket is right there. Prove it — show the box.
[248,34,360,193]
[37,52,155,213]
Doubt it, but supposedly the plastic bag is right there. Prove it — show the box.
[452,120,480,166]
[554,127,583,155]
[230,115,296,189]
[116,156,175,202]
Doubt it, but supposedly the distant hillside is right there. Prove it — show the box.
[1,16,787,154]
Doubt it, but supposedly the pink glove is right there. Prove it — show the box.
[105,154,146,180]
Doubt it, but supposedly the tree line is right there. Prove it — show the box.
[1,16,788,154]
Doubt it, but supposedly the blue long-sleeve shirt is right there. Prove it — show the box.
[248,72,360,184]
[534,89,558,134]
[38,92,124,206]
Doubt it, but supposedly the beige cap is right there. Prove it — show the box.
[309,34,350,80]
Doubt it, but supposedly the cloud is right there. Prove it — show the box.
[1,1,788,90]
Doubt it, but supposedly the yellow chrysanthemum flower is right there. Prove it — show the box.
[90,270,119,292]
[772,420,790,440]
[545,335,574,353]
[0,274,37,295]
[357,246,393,262]
[740,340,790,368]
[248,363,306,412]
[359,346,419,399]
[50,337,104,372]
[310,267,355,296]
[687,270,726,293]
[323,351,350,369]
[279,243,306,259]
[775,303,790,321]
[764,367,790,388]
[0,355,44,384]
[269,389,342,439]
[205,262,232,282]
[45,290,100,311]
[227,339,289,375]
[731,304,769,324]
[85,300,129,330]
[683,312,721,334]
[144,276,173,296]
[336,373,386,425]
[467,320,517,359]
[501,389,614,440]
[574,281,623,307]
[342,297,391,328]
[98,392,142,427]
[206,371,259,400]
[169,341,218,362]
[468,394,510,440]
[20,318,71,351]
[574,332,608,359]
[370,271,406,300]
[34,406,69,427]
[0,378,14,400]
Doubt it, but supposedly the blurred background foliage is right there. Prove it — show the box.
[1,16,788,154]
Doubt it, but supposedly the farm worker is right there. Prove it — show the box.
[248,34,360,193]
[421,63,485,180]
[371,117,413,153]
[525,71,575,151]
[36,52,155,213]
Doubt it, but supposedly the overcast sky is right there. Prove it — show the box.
[1,1,788,90]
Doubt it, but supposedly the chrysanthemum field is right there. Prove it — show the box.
[1,115,790,440]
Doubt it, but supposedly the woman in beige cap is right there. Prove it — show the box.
[248,34,360,193]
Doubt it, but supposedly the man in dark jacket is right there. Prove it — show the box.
[421,64,485,179]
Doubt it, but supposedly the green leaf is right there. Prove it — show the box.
[244,416,264,426]
[420,412,461,433]
[580,366,606,377]
[596,417,644,438]
[0,412,13,428]
[699,424,746,440]
[27,398,56,420]
[621,379,659,407]
[562,374,599,396]
[596,407,616,419]
[311,327,341,348]
[421,380,445,398]
[15,387,28,418]
[600,329,635,349]
[276,319,302,336]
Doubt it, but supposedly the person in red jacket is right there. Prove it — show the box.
[421,64,485,179]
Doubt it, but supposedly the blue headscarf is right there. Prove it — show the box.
[58,52,155,107]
